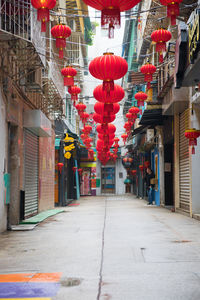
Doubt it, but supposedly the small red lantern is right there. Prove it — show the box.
[81,112,89,125]
[129,106,140,116]
[84,125,92,134]
[61,66,77,86]
[135,92,148,110]
[68,85,81,102]
[151,29,172,63]
[72,166,78,174]
[76,103,86,115]
[144,161,150,169]
[131,170,137,176]
[78,168,83,176]
[160,0,183,25]
[31,0,56,32]
[89,53,128,92]
[82,0,141,38]
[114,137,120,145]
[139,165,144,174]
[121,133,128,144]
[185,129,200,154]
[140,63,157,89]
[57,162,64,174]
[51,24,72,59]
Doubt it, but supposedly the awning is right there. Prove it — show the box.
[139,108,163,126]
[131,125,147,136]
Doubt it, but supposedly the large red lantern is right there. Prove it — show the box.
[160,0,183,25]
[93,84,125,103]
[68,86,81,102]
[31,0,56,32]
[185,129,200,154]
[51,24,72,59]
[96,123,116,134]
[94,102,120,115]
[82,0,141,38]
[140,63,157,89]
[61,66,77,86]
[93,113,115,124]
[89,53,128,92]
[151,29,172,63]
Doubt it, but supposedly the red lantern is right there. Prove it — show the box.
[78,168,83,176]
[80,112,89,125]
[82,0,141,38]
[131,170,137,176]
[96,123,116,135]
[140,63,157,89]
[135,92,148,108]
[160,0,183,25]
[61,66,77,86]
[185,129,200,154]
[31,0,56,32]
[93,84,125,104]
[84,125,92,134]
[51,24,72,59]
[89,53,128,92]
[144,161,150,169]
[151,29,172,63]
[98,133,115,140]
[76,103,86,115]
[93,113,115,124]
[72,166,78,174]
[57,162,64,174]
[114,137,120,145]
[94,102,120,115]
[139,165,144,174]
[121,133,128,144]
[68,86,81,102]
[129,107,140,117]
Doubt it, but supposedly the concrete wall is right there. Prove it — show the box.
[0,91,8,232]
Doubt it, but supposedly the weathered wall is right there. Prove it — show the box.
[0,90,7,232]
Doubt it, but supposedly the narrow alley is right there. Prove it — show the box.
[1,195,200,300]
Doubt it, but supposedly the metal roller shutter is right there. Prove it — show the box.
[179,110,190,213]
[24,129,39,218]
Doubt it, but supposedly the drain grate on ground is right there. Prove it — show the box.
[60,277,82,287]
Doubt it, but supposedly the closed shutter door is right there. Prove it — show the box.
[24,129,39,218]
[179,110,190,213]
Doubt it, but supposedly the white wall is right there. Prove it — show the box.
[0,91,7,232]
[115,159,126,195]
[191,103,200,214]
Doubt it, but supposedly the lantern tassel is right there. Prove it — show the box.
[41,21,46,32]
[192,146,195,155]
[59,49,64,59]
[108,24,114,39]
[103,80,114,92]
[159,53,164,63]
[64,77,74,86]
[147,82,151,89]
[170,15,177,26]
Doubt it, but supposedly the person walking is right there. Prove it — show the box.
[145,167,155,205]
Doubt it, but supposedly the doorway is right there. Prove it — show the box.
[164,143,174,206]
[101,167,115,194]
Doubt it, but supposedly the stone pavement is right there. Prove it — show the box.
[1,195,200,299]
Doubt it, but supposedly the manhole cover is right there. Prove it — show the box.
[60,277,82,287]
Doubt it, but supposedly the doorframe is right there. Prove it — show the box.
[101,165,116,194]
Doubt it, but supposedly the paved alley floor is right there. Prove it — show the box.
[1,195,200,299]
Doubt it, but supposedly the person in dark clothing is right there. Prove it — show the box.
[145,167,155,205]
